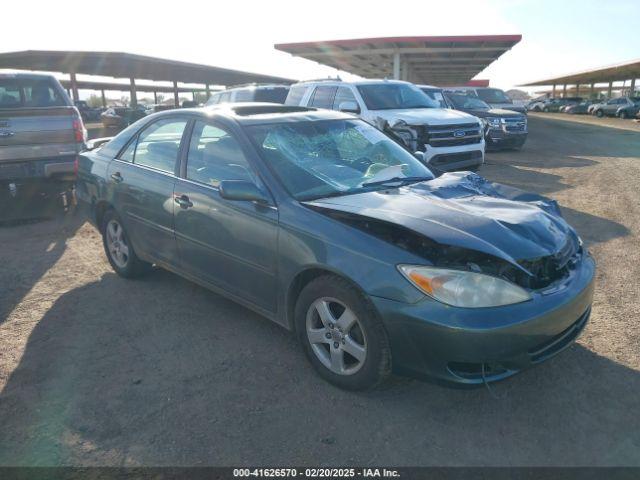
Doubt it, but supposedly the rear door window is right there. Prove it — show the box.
[128,118,188,173]
[0,77,66,108]
[309,86,338,109]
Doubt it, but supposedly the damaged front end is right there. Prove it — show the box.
[374,118,426,153]
[305,172,587,294]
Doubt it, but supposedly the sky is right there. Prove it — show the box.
[2,0,639,96]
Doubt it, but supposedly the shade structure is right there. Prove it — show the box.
[274,35,522,85]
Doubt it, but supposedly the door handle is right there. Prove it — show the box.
[174,194,193,209]
[110,172,123,183]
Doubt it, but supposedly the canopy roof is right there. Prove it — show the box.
[0,50,294,86]
[521,58,640,86]
[275,35,521,85]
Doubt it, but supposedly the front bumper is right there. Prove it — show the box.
[372,254,595,385]
[486,129,528,150]
[423,139,485,171]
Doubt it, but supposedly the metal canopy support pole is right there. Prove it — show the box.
[590,83,595,98]
[154,91,158,104]
[562,84,567,97]
[631,78,636,95]
[393,52,401,80]
[101,89,106,108]
[129,78,137,107]
[205,84,211,100]
[607,81,613,98]
[173,81,179,107]
[69,72,79,103]
[192,91,196,101]
[575,84,580,96]
[552,84,556,97]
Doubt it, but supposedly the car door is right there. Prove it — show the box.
[107,116,188,266]
[173,119,279,314]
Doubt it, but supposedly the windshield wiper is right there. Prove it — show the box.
[361,176,431,188]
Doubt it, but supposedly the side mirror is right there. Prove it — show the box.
[219,180,270,204]
[413,151,425,162]
[338,101,360,114]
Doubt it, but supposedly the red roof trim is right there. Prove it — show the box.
[275,35,522,51]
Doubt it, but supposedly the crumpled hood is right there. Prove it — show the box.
[371,108,479,126]
[304,172,577,267]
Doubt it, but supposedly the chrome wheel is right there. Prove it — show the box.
[105,219,130,269]
[306,297,367,376]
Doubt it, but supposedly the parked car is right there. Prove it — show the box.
[445,87,526,114]
[526,98,548,112]
[591,97,640,117]
[539,97,582,113]
[77,104,595,390]
[75,100,101,122]
[100,105,148,128]
[440,90,528,150]
[614,97,640,119]
[564,100,596,115]
[0,73,85,197]
[587,100,606,115]
[286,79,485,172]
[206,84,290,105]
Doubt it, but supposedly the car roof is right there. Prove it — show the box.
[154,102,354,126]
[0,72,58,80]
[291,79,413,87]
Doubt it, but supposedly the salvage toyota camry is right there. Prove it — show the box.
[77,104,595,390]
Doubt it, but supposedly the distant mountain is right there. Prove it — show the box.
[506,89,530,100]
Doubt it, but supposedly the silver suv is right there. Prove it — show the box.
[0,73,85,197]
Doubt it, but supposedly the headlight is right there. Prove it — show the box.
[486,117,501,128]
[398,265,532,308]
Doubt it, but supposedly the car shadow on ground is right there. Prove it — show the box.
[1,270,638,466]
[0,194,84,325]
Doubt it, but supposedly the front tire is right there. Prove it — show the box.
[595,109,604,117]
[619,111,628,119]
[101,210,151,278]
[295,275,391,390]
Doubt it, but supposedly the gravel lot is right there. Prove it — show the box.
[0,115,639,466]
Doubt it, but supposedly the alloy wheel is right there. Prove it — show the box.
[105,219,130,269]
[306,297,367,375]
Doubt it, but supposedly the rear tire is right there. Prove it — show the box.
[619,111,628,119]
[295,275,391,390]
[101,210,151,278]
[595,109,604,117]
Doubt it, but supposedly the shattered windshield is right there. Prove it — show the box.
[247,119,434,201]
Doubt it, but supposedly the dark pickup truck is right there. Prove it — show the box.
[0,73,86,197]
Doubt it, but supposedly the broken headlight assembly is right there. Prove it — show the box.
[398,265,532,308]
[483,117,501,129]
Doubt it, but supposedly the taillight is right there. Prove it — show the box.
[72,119,84,143]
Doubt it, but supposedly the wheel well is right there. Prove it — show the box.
[286,267,368,331]
[94,200,112,230]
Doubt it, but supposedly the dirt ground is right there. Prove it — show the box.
[0,115,639,466]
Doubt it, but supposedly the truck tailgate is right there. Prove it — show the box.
[0,107,80,163]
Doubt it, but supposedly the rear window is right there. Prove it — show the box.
[0,77,67,109]
[254,87,289,104]
[285,85,308,106]
[475,88,512,104]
